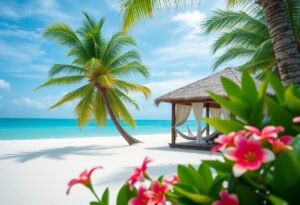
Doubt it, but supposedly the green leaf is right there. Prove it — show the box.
[101,188,109,205]
[284,85,300,114]
[268,74,285,103]
[231,181,262,205]
[173,185,213,204]
[221,77,243,99]
[241,71,258,104]
[268,195,288,205]
[198,163,213,191]
[116,184,137,205]
[177,165,205,193]
[209,175,226,199]
[203,160,232,173]
[266,97,294,134]
[209,91,248,121]
[204,118,244,134]
[90,201,101,205]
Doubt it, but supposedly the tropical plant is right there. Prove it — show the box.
[202,8,298,78]
[36,13,150,145]
[119,0,300,86]
[66,72,300,205]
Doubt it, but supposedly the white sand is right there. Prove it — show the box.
[0,134,221,205]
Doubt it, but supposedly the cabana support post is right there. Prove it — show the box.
[171,103,176,146]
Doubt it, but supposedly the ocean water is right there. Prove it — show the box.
[0,118,201,140]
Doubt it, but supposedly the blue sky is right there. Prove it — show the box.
[0,0,231,119]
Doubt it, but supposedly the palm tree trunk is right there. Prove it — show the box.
[260,0,300,86]
[101,90,141,145]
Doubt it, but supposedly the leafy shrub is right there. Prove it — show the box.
[66,72,300,205]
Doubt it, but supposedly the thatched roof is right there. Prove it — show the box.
[155,67,271,105]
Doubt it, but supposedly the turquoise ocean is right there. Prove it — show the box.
[0,118,200,140]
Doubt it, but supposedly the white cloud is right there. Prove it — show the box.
[0,79,10,91]
[13,97,47,109]
[151,36,213,67]
[172,10,206,40]
[172,11,206,28]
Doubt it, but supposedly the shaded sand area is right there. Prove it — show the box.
[0,134,221,205]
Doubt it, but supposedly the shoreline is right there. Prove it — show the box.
[0,134,220,205]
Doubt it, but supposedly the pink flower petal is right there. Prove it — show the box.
[245,126,260,135]
[233,164,247,177]
[262,149,275,163]
[223,148,238,161]
[293,117,300,123]
[280,136,293,145]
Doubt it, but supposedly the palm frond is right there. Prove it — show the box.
[35,76,86,90]
[213,47,256,70]
[50,84,93,109]
[285,0,300,38]
[75,88,94,127]
[212,29,268,53]
[93,92,107,126]
[49,64,86,77]
[120,0,201,31]
[110,61,149,78]
[202,10,267,34]
[105,50,141,68]
[103,33,136,65]
[113,88,140,110]
[107,89,136,127]
[43,23,82,47]
[114,80,151,98]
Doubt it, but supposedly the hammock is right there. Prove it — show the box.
[176,123,206,141]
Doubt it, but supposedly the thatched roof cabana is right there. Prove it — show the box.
[155,67,269,106]
[155,67,271,150]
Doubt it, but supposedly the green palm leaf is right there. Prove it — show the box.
[110,62,149,78]
[49,64,86,77]
[35,76,86,90]
[37,13,150,141]
[75,88,94,127]
[50,84,93,109]
[93,92,107,126]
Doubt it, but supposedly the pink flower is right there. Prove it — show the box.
[145,181,169,205]
[245,126,284,142]
[129,186,150,205]
[212,191,239,205]
[224,137,275,177]
[163,174,179,186]
[212,131,245,153]
[270,136,293,153]
[66,166,102,195]
[128,157,152,189]
[293,117,300,123]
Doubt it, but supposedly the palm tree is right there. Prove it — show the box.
[202,5,300,78]
[119,0,300,86]
[36,13,150,145]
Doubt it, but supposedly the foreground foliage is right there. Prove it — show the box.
[66,72,300,204]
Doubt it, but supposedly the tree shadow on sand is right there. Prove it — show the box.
[0,145,127,163]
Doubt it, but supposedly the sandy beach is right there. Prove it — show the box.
[0,134,220,205]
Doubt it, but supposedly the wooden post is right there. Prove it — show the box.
[206,104,210,136]
[171,103,176,145]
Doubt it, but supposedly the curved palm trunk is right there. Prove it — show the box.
[260,0,300,86]
[101,90,141,145]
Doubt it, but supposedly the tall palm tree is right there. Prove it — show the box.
[36,13,150,145]
[202,5,300,78]
[119,0,300,86]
